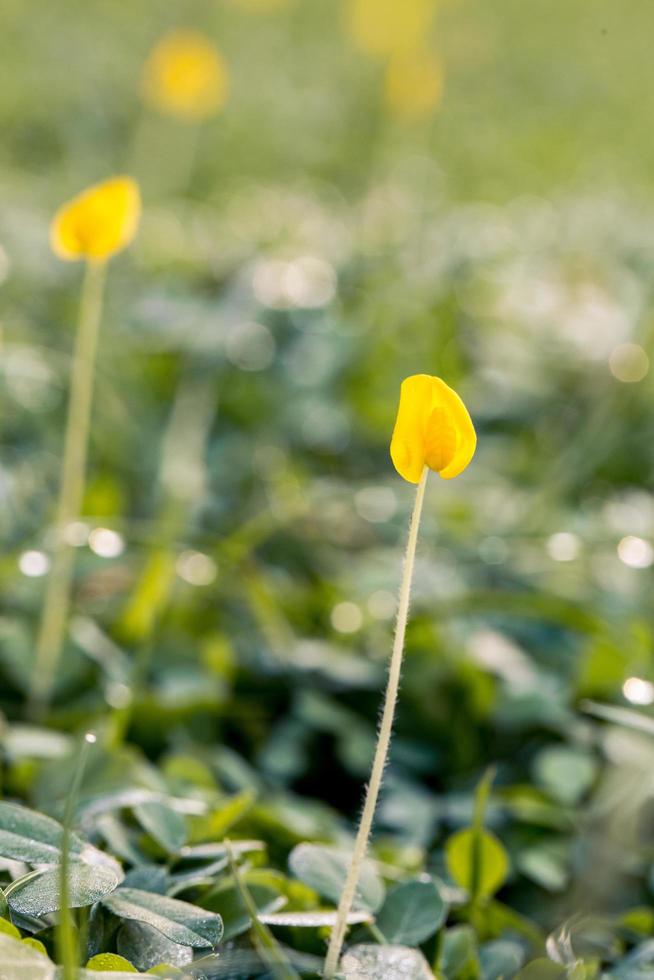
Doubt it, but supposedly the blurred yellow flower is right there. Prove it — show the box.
[50,177,141,263]
[390,374,476,483]
[385,48,443,119]
[346,0,436,57]
[141,31,229,120]
[231,0,293,10]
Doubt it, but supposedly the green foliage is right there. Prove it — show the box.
[100,888,223,948]
[375,878,448,946]
[446,829,510,901]
[133,801,187,854]
[341,943,434,979]
[289,842,385,911]
[1,1,654,976]
[86,953,138,972]
[6,863,121,916]
[0,916,21,939]
[0,801,85,864]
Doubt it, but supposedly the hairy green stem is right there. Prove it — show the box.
[30,261,107,712]
[323,468,428,978]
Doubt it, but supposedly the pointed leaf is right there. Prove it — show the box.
[259,910,372,927]
[288,844,384,912]
[6,863,122,916]
[133,802,186,854]
[117,921,193,972]
[0,802,84,865]
[445,828,509,899]
[101,887,223,948]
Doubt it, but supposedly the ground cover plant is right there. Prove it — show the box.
[2,0,654,977]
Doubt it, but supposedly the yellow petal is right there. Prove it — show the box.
[435,379,477,479]
[390,374,476,483]
[141,31,229,120]
[50,177,141,262]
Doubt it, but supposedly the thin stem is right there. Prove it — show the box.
[323,468,428,979]
[226,840,301,980]
[58,732,95,980]
[29,261,107,713]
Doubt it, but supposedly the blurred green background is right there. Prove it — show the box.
[2,0,654,968]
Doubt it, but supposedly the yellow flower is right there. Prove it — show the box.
[385,48,443,119]
[50,177,141,263]
[141,30,229,120]
[231,0,292,10]
[390,374,476,483]
[345,0,436,57]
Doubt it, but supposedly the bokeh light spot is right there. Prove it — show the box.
[546,532,580,562]
[176,550,217,585]
[617,535,653,568]
[331,601,363,633]
[623,676,654,705]
[609,343,649,382]
[88,528,125,558]
[19,550,50,577]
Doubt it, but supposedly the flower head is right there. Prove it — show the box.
[385,48,443,119]
[345,0,436,57]
[141,30,229,120]
[390,374,476,483]
[50,177,141,263]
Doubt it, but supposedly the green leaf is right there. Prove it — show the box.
[515,960,566,979]
[117,922,193,972]
[288,843,385,911]
[0,917,21,939]
[6,862,122,915]
[189,790,255,842]
[133,801,187,854]
[440,925,479,979]
[225,846,301,980]
[340,944,433,979]
[0,801,84,865]
[177,840,265,861]
[480,940,526,980]
[258,910,371,927]
[375,878,447,946]
[101,887,223,948]
[86,953,138,972]
[533,747,597,806]
[518,842,569,892]
[204,880,285,940]
[445,828,509,899]
[3,725,73,761]
[22,937,48,956]
[122,865,169,894]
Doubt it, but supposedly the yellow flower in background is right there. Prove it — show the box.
[231,0,293,10]
[346,0,436,57]
[385,47,443,119]
[50,177,141,262]
[390,374,476,483]
[141,31,229,120]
